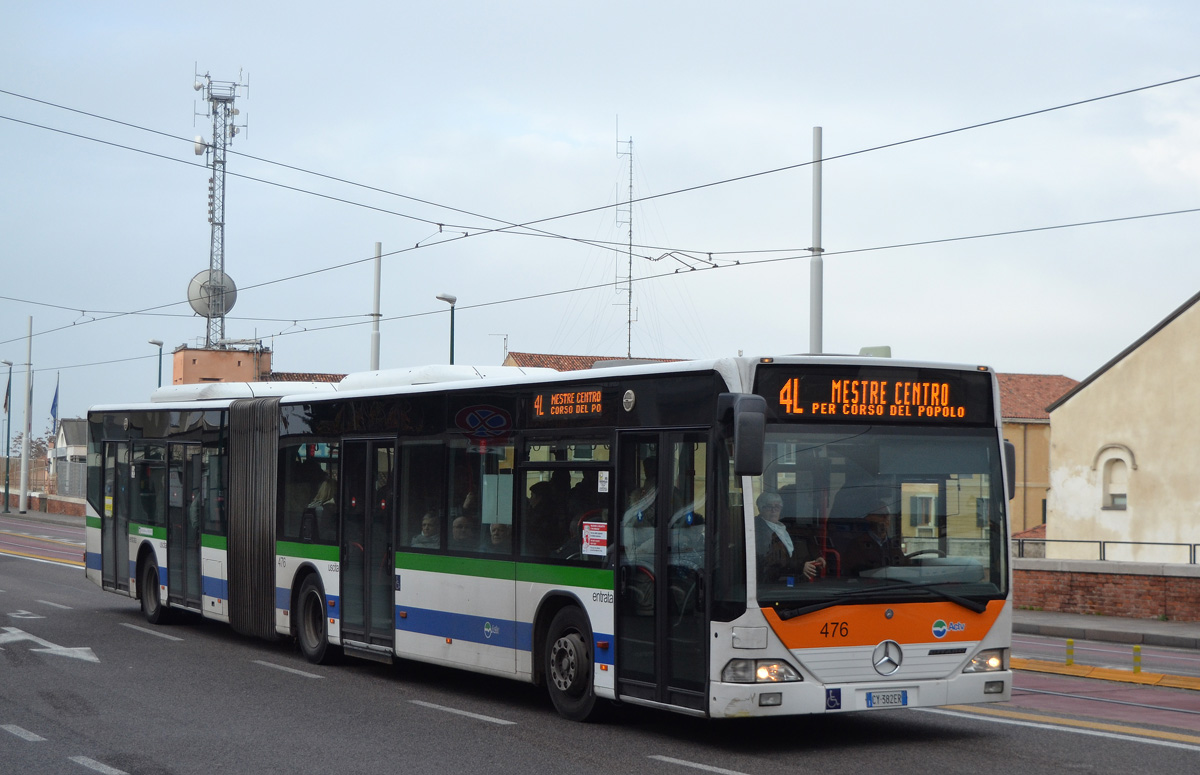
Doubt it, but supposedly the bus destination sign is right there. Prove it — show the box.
[756,366,993,425]
[528,387,613,426]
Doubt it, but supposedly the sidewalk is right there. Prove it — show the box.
[1014,609,1200,651]
[1013,608,1200,691]
[1,508,84,529]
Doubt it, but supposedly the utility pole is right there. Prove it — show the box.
[809,127,824,354]
[616,135,635,357]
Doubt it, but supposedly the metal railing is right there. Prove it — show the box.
[1013,538,1200,565]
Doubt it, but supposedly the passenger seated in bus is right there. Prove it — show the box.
[524,481,563,556]
[450,515,479,550]
[840,501,907,575]
[568,469,603,517]
[485,522,511,553]
[755,492,825,583]
[411,513,441,549]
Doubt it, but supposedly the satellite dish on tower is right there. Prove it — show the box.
[187,270,238,318]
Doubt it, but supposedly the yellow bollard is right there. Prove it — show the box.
[1133,644,1142,674]
[1065,638,1074,666]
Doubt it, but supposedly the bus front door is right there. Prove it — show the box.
[166,443,202,609]
[101,441,131,592]
[616,432,709,712]
[340,439,396,657]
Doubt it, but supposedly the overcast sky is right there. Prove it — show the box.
[2,1,1199,431]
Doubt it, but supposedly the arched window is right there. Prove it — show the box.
[1102,457,1128,510]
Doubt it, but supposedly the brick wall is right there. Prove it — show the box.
[1014,558,1200,622]
[2,492,86,517]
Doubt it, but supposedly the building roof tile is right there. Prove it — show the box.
[996,373,1079,421]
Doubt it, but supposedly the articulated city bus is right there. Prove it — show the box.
[85,356,1013,720]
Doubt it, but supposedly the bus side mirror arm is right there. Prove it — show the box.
[1004,440,1016,501]
[718,393,766,477]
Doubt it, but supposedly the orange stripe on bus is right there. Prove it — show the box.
[762,600,1005,649]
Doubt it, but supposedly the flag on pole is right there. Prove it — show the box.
[2,374,8,414]
[50,373,59,434]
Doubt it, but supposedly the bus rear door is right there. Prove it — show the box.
[101,441,131,592]
[339,438,396,659]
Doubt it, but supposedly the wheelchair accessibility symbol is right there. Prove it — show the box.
[825,688,841,710]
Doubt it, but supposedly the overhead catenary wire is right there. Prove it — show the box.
[4,74,1200,367]
[4,203,1199,357]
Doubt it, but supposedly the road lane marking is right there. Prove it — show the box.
[69,756,128,775]
[2,724,46,741]
[119,622,184,641]
[921,706,1200,751]
[0,548,85,567]
[38,600,73,609]
[648,755,751,775]
[253,660,324,679]
[408,700,516,725]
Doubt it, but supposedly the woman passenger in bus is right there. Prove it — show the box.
[755,492,825,583]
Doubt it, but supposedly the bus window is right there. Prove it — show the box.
[520,468,609,561]
[399,440,445,551]
[132,443,166,528]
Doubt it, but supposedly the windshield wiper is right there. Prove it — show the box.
[775,580,989,621]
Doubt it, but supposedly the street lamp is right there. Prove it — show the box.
[435,293,457,365]
[2,359,11,514]
[148,340,164,388]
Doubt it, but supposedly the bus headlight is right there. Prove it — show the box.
[722,659,803,683]
[962,648,1007,673]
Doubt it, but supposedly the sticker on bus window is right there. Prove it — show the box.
[597,471,610,493]
[582,521,607,556]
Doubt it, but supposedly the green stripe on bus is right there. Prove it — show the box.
[277,541,340,562]
[128,523,166,540]
[201,534,227,550]
[396,551,612,589]
[86,515,101,530]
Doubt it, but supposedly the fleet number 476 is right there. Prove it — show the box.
[820,621,849,638]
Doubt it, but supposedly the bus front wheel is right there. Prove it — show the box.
[545,606,599,722]
[297,576,336,665]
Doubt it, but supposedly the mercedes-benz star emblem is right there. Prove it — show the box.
[872,640,903,676]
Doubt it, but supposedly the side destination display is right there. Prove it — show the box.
[755,365,994,425]
[527,386,615,427]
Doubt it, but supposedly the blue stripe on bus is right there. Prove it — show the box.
[275,586,340,618]
[393,605,615,664]
[204,575,229,600]
[86,551,101,571]
[396,605,529,651]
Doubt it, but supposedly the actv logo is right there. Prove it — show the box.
[932,620,966,639]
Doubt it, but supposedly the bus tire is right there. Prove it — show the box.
[545,606,599,722]
[297,575,337,665]
[139,559,170,625]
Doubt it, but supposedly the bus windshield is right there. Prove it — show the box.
[752,424,1008,615]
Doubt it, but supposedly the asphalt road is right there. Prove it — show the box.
[2,544,1199,774]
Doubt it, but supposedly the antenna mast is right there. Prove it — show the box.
[616,135,634,357]
[193,69,248,348]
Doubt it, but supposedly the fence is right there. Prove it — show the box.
[0,457,85,499]
[1014,538,1200,565]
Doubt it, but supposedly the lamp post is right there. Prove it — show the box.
[148,340,164,388]
[2,359,10,514]
[435,293,457,365]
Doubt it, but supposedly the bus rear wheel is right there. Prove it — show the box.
[297,575,337,665]
[545,606,599,721]
[139,560,170,625]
